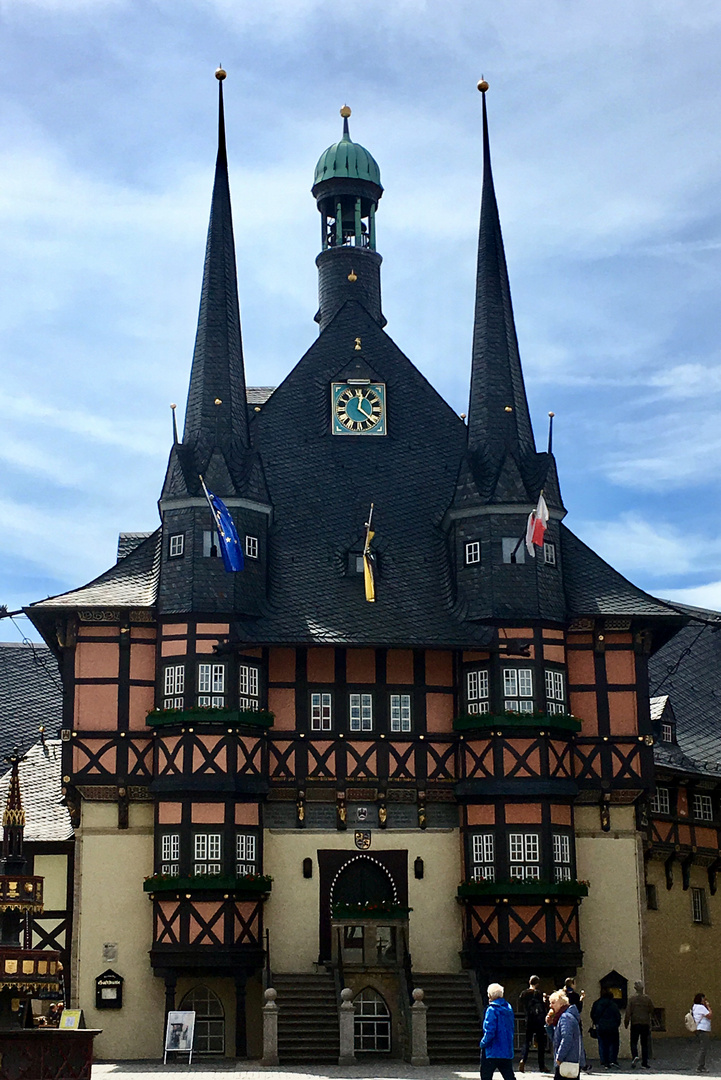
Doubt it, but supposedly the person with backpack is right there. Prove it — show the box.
[519,976,548,1072]
[590,988,622,1069]
[480,982,517,1080]
[691,993,712,1073]
[624,980,654,1069]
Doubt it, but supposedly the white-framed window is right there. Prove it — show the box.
[650,787,670,815]
[239,664,260,711]
[509,832,540,880]
[692,886,710,925]
[503,668,534,713]
[163,663,185,710]
[465,541,481,566]
[545,669,566,715]
[661,722,673,744]
[466,670,490,715]
[161,832,180,876]
[349,693,373,732]
[245,535,258,559]
[236,832,257,875]
[198,663,225,708]
[194,832,222,875]
[169,533,185,558]
[203,530,220,558]
[471,833,495,881]
[390,694,411,732]
[553,832,572,882]
[543,541,556,566]
[693,793,714,822]
[502,537,525,564]
[311,692,332,731]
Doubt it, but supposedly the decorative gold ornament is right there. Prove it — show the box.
[478,79,489,93]
[215,67,227,81]
[340,105,351,118]
[347,269,357,283]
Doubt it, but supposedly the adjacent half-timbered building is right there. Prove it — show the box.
[23,74,699,1059]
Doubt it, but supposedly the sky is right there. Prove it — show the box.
[2,0,721,642]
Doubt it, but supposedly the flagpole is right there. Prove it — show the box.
[199,474,219,556]
[363,503,375,556]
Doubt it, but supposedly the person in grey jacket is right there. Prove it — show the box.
[624,981,654,1069]
[550,990,582,1080]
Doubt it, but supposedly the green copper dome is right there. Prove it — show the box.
[313,110,382,188]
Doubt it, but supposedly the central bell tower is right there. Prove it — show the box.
[312,106,386,331]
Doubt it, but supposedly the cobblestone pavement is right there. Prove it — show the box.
[91,1040,718,1078]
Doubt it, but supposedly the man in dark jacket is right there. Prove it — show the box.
[590,988,622,1069]
[519,976,547,1072]
[481,982,517,1080]
[624,981,654,1069]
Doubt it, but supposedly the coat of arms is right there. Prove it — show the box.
[354,830,372,850]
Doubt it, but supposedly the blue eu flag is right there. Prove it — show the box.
[200,478,245,573]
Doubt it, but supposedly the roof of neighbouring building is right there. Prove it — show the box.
[0,740,72,842]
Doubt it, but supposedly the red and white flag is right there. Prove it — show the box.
[525,492,549,557]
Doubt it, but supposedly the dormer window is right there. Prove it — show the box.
[661,722,674,744]
[465,541,481,566]
[502,537,525,564]
[543,541,556,566]
[245,535,258,559]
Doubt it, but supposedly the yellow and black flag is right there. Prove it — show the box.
[363,503,376,603]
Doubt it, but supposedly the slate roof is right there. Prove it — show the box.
[0,740,72,843]
[0,642,63,755]
[649,605,721,778]
[117,532,152,560]
[560,525,681,620]
[31,530,160,611]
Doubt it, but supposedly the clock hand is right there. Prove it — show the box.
[355,389,373,419]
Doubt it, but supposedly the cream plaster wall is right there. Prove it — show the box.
[643,859,721,1037]
[74,801,164,1060]
[575,803,645,1059]
[264,829,462,973]
[35,854,68,910]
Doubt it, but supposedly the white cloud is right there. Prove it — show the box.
[572,512,721,580]
[663,582,721,613]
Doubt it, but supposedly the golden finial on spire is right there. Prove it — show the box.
[215,66,227,81]
[477,78,489,93]
[340,105,351,118]
[347,269,357,283]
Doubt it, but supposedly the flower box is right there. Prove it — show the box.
[452,711,581,734]
[457,879,589,900]
[331,902,412,920]
[143,872,273,894]
[145,707,274,729]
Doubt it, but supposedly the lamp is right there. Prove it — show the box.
[414,856,424,880]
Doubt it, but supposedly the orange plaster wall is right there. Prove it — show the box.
[75,683,118,729]
[467,804,495,825]
[195,640,218,654]
[307,647,335,683]
[604,633,632,645]
[551,804,572,825]
[269,648,296,683]
[75,642,119,680]
[569,691,598,734]
[268,688,296,729]
[499,628,533,639]
[162,624,188,637]
[161,640,187,657]
[568,633,593,645]
[425,650,453,686]
[695,827,717,849]
[130,644,155,682]
[608,691,638,735]
[426,693,454,732]
[678,825,692,846]
[346,649,376,683]
[543,630,565,641]
[131,627,156,640]
[543,645,565,663]
[386,650,414,684]
[236,804,259,825]
[505,804,543,824]
[605,650,636,685]
[158,803,182,825]
[196,623,230,636]
[463,651,490,662]
[191,803,225,824]
[567,650,595,686]
[78,626,116,639]
[678,788,688,816]
[129,685,155,729]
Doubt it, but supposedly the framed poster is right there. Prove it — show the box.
[164,1010,195,1063]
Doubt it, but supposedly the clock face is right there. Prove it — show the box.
[332,382,387,435]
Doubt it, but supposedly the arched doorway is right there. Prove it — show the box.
[354,987,391,1053]
[180,986,224,1055]
[331,855,396,907]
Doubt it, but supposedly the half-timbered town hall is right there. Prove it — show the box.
[19,73,721,1060]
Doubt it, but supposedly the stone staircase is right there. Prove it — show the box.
[273,972,340,1064]
[416,972,482,1064]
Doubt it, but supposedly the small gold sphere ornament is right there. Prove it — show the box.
[340,104,351,118]
[478,79,489,93]
[347,269,358,283]
[215,67,227,81]
[170,403,176,410]
[548,410,555,418]
[504,405,513,413]
[214,397,223,405]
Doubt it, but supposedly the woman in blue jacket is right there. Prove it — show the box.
[480,982,517,1080]
[550,990,582,1080]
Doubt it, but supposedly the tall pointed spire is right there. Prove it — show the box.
[182,68,249,452]
[467,81,535,463]
[1,752,26,873]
